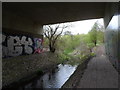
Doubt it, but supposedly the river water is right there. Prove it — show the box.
[19,64,77,89]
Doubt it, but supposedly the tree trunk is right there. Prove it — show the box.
[49,44,55,53]
[94,41,96,46]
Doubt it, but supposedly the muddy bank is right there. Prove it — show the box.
[61,56,92,88]
[2,52,59,88]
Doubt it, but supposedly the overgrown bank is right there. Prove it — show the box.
[2,52,60,88]
[61,54,94,88]
[2,49,95,89]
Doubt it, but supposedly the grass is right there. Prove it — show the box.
[58,53,71,63]
[63,49,74,55]
[57,51,95,66]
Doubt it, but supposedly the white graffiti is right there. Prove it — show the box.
[21,36,33,45]
[2,34,34,57]
[24,45,33,54]
[2,46,8,58]
[7,36,22,56]
[2,34,8,57]
[2,34,6,42]
[20,36,33,54]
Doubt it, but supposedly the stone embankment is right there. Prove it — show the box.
[3,52,59,88]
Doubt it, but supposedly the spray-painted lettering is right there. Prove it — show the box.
[34,38,43,53]
[2,33,43,58]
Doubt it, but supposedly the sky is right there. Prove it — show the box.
[63,18,104,35]
[43,18,104,35]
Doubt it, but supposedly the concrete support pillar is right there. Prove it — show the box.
[0,1,2,90]
[3,9,43,35]
[104,2,119,69]
[104,2,118,28]
[2,9,44,58]
[33,23,43,35]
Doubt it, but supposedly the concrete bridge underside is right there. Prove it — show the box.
[2,2,119,67]
[3,2,106,25]
[3,2,114,34]
[2,2,119,88]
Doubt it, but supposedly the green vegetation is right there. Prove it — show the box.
[43,21,104,64]
[43,23,71,53]
[88,21,104,46]
[90,52,96,57]
[58,53,71,63]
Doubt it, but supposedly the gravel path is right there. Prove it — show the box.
[76,45,118,88]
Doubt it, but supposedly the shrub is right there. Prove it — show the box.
[58,53,71,63]
[90,52,95,57]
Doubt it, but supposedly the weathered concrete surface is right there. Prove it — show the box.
[2,52,59,88]
[3,9,43,35]
[77,45,118,88]
[3,2,106,25]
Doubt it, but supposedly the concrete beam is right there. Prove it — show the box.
[3,2,106,25]
[3,9,43,35]
[104,2,118,28]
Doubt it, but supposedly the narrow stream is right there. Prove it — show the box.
[19,64,77,89]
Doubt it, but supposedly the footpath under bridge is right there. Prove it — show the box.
[2,2,119,88]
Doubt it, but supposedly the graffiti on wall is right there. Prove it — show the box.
[2,33,43,58]
[34,38,43,54]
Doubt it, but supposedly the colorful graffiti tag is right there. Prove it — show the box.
[2,33,43,58]
[34,38,43,54]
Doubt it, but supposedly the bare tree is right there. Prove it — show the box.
[43,23,70,53]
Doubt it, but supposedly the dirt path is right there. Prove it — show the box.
[76,45,118,88]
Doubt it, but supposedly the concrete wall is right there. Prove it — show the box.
[3,9,43,35]
[104,2,118,28]
[2,32,43,58]
[2,9,44,58]
[104,2,119,69]
[2,52,59,87]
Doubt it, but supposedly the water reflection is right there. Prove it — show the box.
[23,64,77,89]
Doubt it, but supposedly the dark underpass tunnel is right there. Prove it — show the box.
[1,2,119,89]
